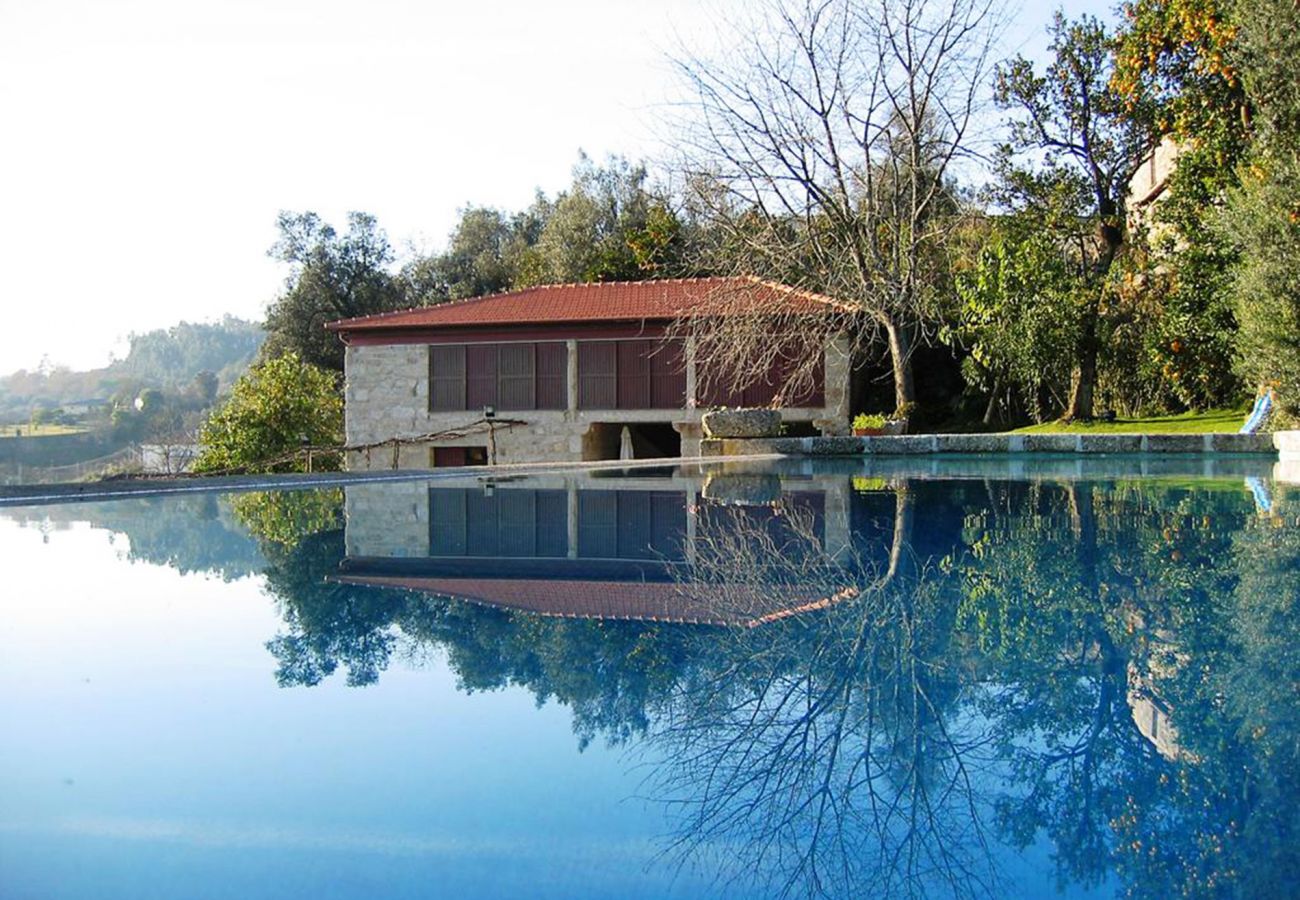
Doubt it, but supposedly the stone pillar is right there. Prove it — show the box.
[685,483,698,565]
[566,339,579,414]
[684,335,698,410]
[822,478,851,562]
[816,335,853,436]
[566,483,579,558]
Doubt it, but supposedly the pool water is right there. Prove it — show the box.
[1,458,1297,899]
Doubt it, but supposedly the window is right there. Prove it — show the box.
[698,344,824,408]
[428,488,568,557]
[431,446,488,467]
[429,342,567,412]
[577,339,685,410]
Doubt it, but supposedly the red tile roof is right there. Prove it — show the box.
[325,276,852,333]
[334,574,857,628]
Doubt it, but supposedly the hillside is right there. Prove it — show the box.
[0,317,264,422]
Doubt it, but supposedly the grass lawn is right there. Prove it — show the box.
[1012,408,1247,434]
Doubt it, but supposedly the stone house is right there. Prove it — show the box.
[327,277,853,469]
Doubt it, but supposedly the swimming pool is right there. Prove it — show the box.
[2,457,1295,898]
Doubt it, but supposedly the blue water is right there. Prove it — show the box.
[1,457,1297,899]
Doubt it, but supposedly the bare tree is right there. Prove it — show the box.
[652,485,1002,898]
[672,0,1004,420]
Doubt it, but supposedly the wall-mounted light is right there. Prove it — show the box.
[483,405,496,420]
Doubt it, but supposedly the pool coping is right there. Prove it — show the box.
[4,430,1298,507]
[0,454,781,507]
[702,430,1299,457]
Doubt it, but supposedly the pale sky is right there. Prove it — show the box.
[0,0,1114,373]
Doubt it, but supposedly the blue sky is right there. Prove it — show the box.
[0,0,1116,372]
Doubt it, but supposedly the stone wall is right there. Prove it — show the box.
[703,431,1284,458]
[343,336,852,471]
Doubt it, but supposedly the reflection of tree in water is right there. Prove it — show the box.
[4,492,266,580]
[249,478,1300,899]
[954,479,1300,898]
[651,496,1000,899]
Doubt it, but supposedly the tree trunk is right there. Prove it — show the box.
[983,376,1002,426]
[885,319,917,421]
[1066,305,1099,420]
[1067,218,1122,421]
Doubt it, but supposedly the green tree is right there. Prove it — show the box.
[994,14,1158,419]
[524,153,684,284]
[1111,0,1246,411]
[194,353,342,474]
[1220,0,1300,417]
[263,211,409,371]
[949,218,1082,423]
[401,199,551,303]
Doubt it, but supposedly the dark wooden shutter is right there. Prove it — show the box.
[466,345,498,410]
[429,489,468,555]
[429,345,466,411]
[535,342,567,410]
[496,490,537,556]
[465,489,499,556]
[577,490,618,557]
[698,355,744,408]
[650,491,687,558]
[780,349,825,406]
[578,341,617,409]
[742,360,779,408]
[432,447,467,468]
[498,343,536,410]
[535,490,568,556]
[617,340,652,409]
[650,340,686,409]
[615,490,653,558]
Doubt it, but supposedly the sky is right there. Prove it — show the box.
[0,0,1115,374]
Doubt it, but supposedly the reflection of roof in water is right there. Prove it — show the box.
[333,572,857,629]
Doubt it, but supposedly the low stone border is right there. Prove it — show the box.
[702,431,1290,458]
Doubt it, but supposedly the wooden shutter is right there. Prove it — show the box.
[742,360,779,408]
[432,447,467,468]
[465,489,500,556]
[617,340,652,409]
[498,343,536,410]
[466,345,498,410]
[578,341,617,409]
[650,491,687,557]
[650,340,686,409]
[535,342,567,410]
[429,345,466,411]
[577,490,618,557]
[496,490,537,556]
[535,490,568,557]
[429,489,468,555]
[698,355,744,408]
[615,491,653,558]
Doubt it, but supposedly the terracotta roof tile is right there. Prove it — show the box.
[335,574,854,628]
[325,276,852,333]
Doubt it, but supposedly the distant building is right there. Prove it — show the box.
[1127,136,1182,240]
[327,277,854,469]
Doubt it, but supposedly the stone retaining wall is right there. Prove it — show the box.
[702,431,1288,458]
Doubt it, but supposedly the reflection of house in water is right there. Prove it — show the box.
[1127,677,1183,762]
[338,468,863,627]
